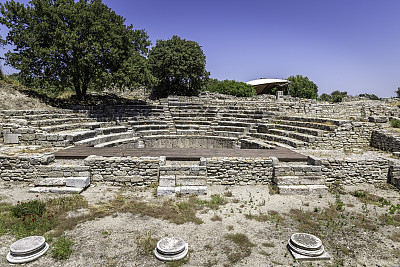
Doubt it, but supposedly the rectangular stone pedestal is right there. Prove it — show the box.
[288,245,331,261]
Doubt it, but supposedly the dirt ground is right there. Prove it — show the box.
[0,182,399,267]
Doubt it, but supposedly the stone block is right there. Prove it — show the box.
[176,176,207,186]
[177,186,207,195]
[34,178,66,186]
[159,175,175,187]
[157,187,175,196]
[66,177,90,188]
[3,133,21,144]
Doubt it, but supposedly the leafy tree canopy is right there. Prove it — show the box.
[205,78,256,97]
[287,75,318,99]
[0,0,153,100]
[319,90,348,103]
[148,35,209,98]
[396,87,400,98]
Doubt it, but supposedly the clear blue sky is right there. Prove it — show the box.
[1,0,399,97]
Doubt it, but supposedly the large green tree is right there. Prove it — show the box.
[287,75,318,99]
[0,0,152,100]
[148,35,209,97]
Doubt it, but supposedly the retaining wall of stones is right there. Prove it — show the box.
[83,155,160,186]
[142,135,238,149]
[0,154,54,182]
[308,156,390,184]
[206,157,274,185]
[388,165,400,189]
[313,122,378,150]
[370,130,400,152]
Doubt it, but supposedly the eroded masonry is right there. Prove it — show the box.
[1,92,399,194]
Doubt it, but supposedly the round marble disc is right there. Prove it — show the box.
[10,236,46,256]
[154,242,188,261]
[156,237,186,255]
[290,233,322,251]
[7,242,49,264]
[288,239,325,257]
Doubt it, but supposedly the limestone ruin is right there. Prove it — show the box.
[0,92,399,195]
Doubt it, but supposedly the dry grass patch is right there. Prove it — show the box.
[224,233,256,264]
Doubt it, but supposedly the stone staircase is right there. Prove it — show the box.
[157,159,207,195]
[273,162,328,195]
[29,162,90,194]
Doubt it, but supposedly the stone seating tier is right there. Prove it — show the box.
[258,123,325,137]
[94,136,140,148]
[271,119,338,131]
[250,133,306,148]
[278,116,347,126]
[216,121,253,128]
[75,131,134,146]
[39,122,112,133]
[129,120,168,126]
[176,129,207,135]
[5,112,90,121]
[132,124,169,132]
[137,129,171,137]
[258,128,319,143]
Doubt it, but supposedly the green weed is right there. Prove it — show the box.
[52,236,73,260]
[134,230,157,255]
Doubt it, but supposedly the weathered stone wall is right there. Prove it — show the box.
[142,135,238,149]
[313,122,379,150]
[206,157,273,185]
[84,155,159,185]
[0,154,54,182]
[309,156,390,184]
[370,130,400,152]
[388,164,400,189]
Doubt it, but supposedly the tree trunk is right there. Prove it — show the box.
[74,79,83,101]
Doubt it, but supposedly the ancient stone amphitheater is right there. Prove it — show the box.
[1,92,400,195]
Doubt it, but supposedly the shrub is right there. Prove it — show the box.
[205,79,256,97]
[52,236,73,260]
[11,199,46,218]
[390,119,400,128]
[358,93,379,100]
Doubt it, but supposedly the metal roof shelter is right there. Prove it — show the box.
[246,78,290,95]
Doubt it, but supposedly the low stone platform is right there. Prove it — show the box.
[54,147,308,162]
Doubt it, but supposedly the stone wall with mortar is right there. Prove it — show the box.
[308,156,390,185]
[206,157,273,185]
[83,155,160,186]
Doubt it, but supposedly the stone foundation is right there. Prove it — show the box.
[309,156,390,184]
[206,157,274,185]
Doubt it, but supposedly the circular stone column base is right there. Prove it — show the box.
[154,237,188,261]
[7,236,49,264]
[287,233,330,261]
